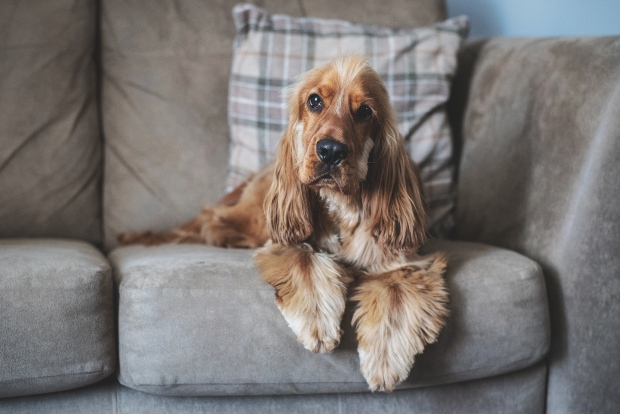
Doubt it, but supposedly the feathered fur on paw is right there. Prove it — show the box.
[352,254,448,392]
[255,243,352,353]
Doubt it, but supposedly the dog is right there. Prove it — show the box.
[118,55,449,392]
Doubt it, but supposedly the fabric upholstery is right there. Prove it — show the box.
[300,0,447,29]
[452,37,620,414]
[227,5,467,233]
[0,1,102,244]
[0,362,546,414]
[0,240,116,398]
[109,240,549,396]
[101,0,447,250]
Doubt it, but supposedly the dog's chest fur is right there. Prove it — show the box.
[318,190,404,273]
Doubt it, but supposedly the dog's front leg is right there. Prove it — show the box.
[352,254,449,392]
[255,243,352,353]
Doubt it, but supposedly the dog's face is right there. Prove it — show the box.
[289,57,388,195]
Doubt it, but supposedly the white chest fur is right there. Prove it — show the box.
[318,190,406,273]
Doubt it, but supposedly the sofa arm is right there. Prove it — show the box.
[449,36,620,414]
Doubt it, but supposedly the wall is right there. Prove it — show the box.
[446,0,620,38]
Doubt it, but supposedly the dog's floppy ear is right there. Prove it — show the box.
[363,109,427,251]
[264,88,314,245]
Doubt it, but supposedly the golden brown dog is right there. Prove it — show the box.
[119,56,448,392]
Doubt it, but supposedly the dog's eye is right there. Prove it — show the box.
[307,94,323,112]
[356,104,373,121]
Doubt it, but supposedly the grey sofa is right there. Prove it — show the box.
[0,1,618,413]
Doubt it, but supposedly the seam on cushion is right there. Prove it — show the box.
[240,16,463,37]
[0,368,111,384]
[509,261,543,276]
[116,262,543,289]
[118,286,274,291]
[0,287,111,292]
[102,51,233,59]
[454,259,542,279]
[117,262,543,290]
[406,354,547,384]
[131,380,370,387]
[127,355,545,388]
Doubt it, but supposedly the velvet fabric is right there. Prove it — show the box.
[452,37,620,414]
[109,240,549,396]
[0,240,116,398]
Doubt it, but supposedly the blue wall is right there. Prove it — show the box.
[446,0,620,38]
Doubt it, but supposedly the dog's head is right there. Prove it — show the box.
[288,55,385,195]
[266,56,426,250]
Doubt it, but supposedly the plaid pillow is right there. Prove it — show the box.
[227,3,468,235]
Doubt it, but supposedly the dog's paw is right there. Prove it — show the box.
[279,303,343,354]
[255,244,351,354]
[352,257,449,392]
[357,345,412,392]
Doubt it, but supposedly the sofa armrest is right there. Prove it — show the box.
[448,36,620,414]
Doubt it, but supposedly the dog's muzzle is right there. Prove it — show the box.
[316,138,349,167]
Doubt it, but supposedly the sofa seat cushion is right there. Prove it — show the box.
[110,240,550,396]
[0,240,116,398]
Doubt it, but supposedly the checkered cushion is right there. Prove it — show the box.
[227,4,468,233]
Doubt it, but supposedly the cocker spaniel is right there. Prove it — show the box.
[119,55,448,392]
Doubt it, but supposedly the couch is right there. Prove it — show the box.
[0,1,618,413]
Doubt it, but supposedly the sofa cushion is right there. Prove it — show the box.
[0,240,116,398]
[0,363,547,414]
[0,1,102,244]
[101,0,448,250]
[227,5,468,234]
[110,240,550,396]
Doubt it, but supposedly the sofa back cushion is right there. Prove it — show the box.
[101,0,447,250]
[0,1,101,244]
[453,37,620,414]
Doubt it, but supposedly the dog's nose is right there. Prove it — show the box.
[316,138,349,167]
